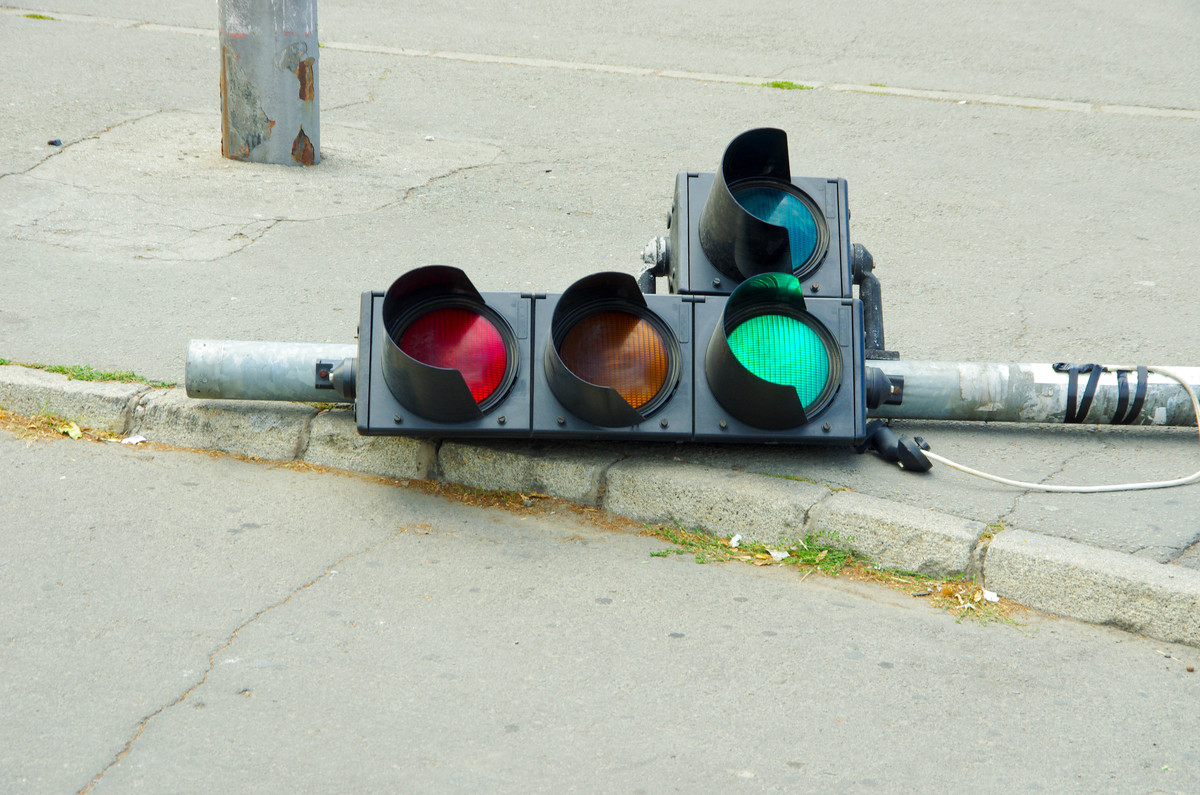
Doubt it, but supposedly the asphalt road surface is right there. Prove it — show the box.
[2,429,1198,792]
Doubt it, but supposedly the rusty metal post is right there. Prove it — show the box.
[219,0,319,165]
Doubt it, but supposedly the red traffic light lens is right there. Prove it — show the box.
[558,310,671,411]
[397,307,509,404]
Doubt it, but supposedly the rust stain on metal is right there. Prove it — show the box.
[221,45,274,161]
[297,57,315,101]
[219,46,229,158]
[291,127,315,165]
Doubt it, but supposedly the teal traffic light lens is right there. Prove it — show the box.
[732,185,824,275]
[726,313,832,410]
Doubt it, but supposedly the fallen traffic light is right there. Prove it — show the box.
[353,126,888,445]
[356,265,871,444]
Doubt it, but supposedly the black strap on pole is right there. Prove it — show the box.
[1053,362,1102,424]
[1110,365,1148,425]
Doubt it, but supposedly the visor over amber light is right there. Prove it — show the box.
[545,272,681,427]
[380,266,519,423]
[704,272,841,430]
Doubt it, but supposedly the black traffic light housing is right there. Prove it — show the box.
[356,266,533,436]
[531,271,695,440]
[352,127,895,447]
[667,127,853,298]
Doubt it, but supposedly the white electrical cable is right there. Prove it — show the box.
[920,365,1200,493]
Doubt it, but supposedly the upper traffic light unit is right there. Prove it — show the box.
[354,128,895,446]
[666,127,852,299]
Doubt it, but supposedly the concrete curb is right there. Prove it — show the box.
[806,491,989,579]
[3,366,1199,649]
[0,364,148,434]
[603,459,830,543]
[985,530,1200,647]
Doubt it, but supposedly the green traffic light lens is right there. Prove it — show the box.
[732,185,822,274]
[726,313,831,410]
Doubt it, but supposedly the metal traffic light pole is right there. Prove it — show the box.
[219,0,320,165]
[183,341,1200,428]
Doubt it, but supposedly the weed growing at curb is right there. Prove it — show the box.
[0,359,174,388]
[645,523,1024,627]
[761,80,814,90]
[646,523,854,574]
[25,13,56,20]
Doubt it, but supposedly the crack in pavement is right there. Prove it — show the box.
[996,441,1101,529]
[74,538,394,794]
[2,110,165,182]
[387,157,507,211]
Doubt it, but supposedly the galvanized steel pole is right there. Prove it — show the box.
[870,361,1200,427]
[219,0,319,165]
[184,340,1200,429]
[186,340,354,403]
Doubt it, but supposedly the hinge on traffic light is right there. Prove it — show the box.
[851,244,900,360]
[639,236,669,294]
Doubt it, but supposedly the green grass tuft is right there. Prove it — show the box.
[647,523,855,575]
[0,359,174,388]
[761,81,813,91]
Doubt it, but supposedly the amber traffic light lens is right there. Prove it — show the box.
[558,310,670,410]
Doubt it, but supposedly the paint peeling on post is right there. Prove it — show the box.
[219,0,319,165]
